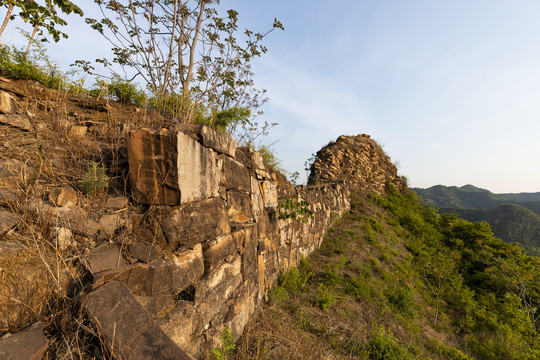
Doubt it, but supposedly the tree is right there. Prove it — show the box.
[84,0,283,123]
[419,250,460,324]
[0,0,83,48]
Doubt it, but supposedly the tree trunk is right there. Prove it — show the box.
[0,3,15,42]
[25,22,39,56]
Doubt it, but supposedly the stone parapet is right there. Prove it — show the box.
[92,125,353,358]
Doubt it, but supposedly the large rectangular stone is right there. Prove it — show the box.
[103,244,204,297]
[161,198,230,247]
[222,157,250,192]
[227,191,253,223]
[127,128,180,205]
[177,124,237,157]
[127,128,221,205]
[195,255,243,326]
[82,281,194,360]
[177,132,220,202]
[203,234,237,273]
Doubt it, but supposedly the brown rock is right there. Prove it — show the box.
[222,157,250,192]
[177,124,237,157]
[240,227,258,278]
[128,242,160,263]
[0,159,33,187]
[250,177,264,214]
[68,125,88,137]
[308,134,403,194]
[203,234,238,272]
[161,198,230,247]
[28,200,100,237]
[127,128,222,205]
[48,185,78,207]
[0,187,17,205]
[0,115,31,131]
[0,209,19,235]
[177,131,220,203]
[54,227,74,250]
[99,213,127,237]
[104,244,204,297]
[257,255,266,298]
[0,241,24,254]
[227,191,253,223]
[127,128,180,205]
[82,242,126,276]
[261,180,278,208]
[103,196,129,209]
[156,301,202,358]
[82,281,195,360]
[195,255,243,326]
[0,91,13,114]
[0,323,49,360]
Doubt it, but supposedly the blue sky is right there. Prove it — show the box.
[2,1,540,193]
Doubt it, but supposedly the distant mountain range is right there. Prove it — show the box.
[412,185,540,256]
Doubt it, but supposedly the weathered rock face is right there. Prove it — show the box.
[127,126,236,205]
[308,134,404,195]
[127,128,180,205]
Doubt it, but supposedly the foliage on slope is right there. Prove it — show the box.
[413,185,540,256]
[446,204,540,257]
[235,187,540,360]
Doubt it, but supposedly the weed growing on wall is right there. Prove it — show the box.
[211,328,236,360]
[276,197,314,223]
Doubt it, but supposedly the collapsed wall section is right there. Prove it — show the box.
[121,125,350,358]
[308,134,404,195]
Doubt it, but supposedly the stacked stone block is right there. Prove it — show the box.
[122,125,351,358]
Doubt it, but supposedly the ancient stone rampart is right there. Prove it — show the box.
[91,125,351,358]
[308,134,403,195]
[0,79,405,359]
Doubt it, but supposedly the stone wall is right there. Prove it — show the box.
[88,125,351,358]
[308,134,404,195]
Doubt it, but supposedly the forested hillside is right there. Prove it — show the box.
[413,185,540,256]
[235,187,540,360]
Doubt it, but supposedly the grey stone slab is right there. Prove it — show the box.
[0,91,13,114]
[99,213,126,238]
[82,281,195,360]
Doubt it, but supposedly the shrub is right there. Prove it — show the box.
[0,43,80,92]
[256,143,283,173]
[316,283,336,312]
[278,266,311,294]
[367,326,413,360]
[79,161,108,195]
[211,328,236,360]
[90,77,147,106]
[385,285,415,318]
[268,286,288,306]
[345,276,371,299]
[427,339,474,360]
[277,197,314,223]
